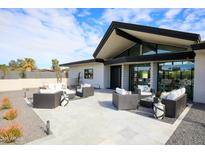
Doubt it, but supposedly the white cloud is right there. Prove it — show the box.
[0,9,101,68]
[164,8,182,19]
[158,9,205,40]
[100,8,155,24]
[77,9,91,17]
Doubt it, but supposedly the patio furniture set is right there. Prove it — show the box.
[32,83,94,109]
[29,82,186,120]
[112,85,187,119]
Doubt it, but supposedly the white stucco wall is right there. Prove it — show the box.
[150,62,158,91]
[68,63,105,88]
[0,78,68,92]
[193,50,205,103]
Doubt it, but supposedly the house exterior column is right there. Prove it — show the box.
[193,50,205,103]
[150,62,158,92]
[121,64,129,90]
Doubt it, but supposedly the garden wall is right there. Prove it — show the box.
[0,78,69,92]
[0,71,66,79]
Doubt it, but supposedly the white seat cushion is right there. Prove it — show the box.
[83,83,91,87]
[40,89,59,94]
[77,88,82,93]
[64,89,76,94]
[141,92,152,96]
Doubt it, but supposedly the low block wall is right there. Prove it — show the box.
[0,78,69,92]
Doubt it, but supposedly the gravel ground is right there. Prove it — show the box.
[0,89,47,144]
[166,103,205,145]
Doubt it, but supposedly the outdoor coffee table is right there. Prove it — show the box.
[140,96,154,108]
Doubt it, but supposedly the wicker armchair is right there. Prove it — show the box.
[76,86,94,97]
[112,91,140,110]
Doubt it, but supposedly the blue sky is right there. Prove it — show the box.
[0,8,205,68]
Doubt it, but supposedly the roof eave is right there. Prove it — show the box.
[60,58,104,67]
[93,21,201,58]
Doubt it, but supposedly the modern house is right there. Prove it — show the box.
[60,21,205,104]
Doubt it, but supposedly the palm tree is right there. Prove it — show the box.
[22,58,36,71]
[0,65,9,79]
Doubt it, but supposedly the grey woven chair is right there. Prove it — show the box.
[76,86,94,97]
[112,91,140,110]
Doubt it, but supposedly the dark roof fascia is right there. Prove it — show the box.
[104,52,195,65]
[93,21,201,58]
[60,58,104,67]
[115,28,142,44]
[93,22,117,58]
[114,21,200,41]
[191,42,205,50]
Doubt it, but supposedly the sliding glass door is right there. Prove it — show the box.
[129,63,151,91]
[158,61,194,98]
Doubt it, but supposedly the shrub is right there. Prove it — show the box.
[0,97,12,110]
[3,109,17,120]
[0,124,22,143]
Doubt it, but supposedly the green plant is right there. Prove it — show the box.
[0,64,9,79]
[0,124,22,143]
[52,59,62,83]
[77,72,81,86]
[3,109,17,120]
[0,97,12,110]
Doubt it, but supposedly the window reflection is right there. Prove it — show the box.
[129,63,151,91]
[158,61,194,98]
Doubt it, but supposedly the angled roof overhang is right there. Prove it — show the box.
[93,21,201,60]
[60,58,104,67]
[191,42,205,50]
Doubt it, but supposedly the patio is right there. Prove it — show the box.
[28,89,191,145]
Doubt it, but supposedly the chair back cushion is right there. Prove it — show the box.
[116,88,128,95]
[160,92,170,99]
[48,83,55,90]
[166,88,186,100]
[138,85,150,92]
[55,83,63,90]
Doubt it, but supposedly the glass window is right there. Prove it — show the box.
[158,61,194,99]
[114,43,140,58]
[84,68,93,79]
[142,42,157,55]
[129,63,151,91]
[129,44,140,56]
[157,44,187,54]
